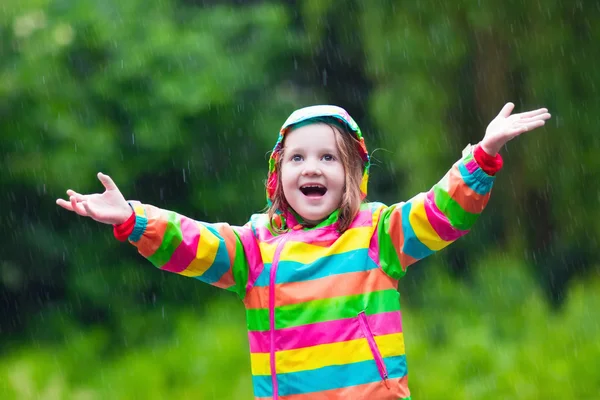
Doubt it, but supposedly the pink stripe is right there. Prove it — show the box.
[348,209,375,229]
[160,217,199,273]
[253,225,277,242]
[465,159,479,174]
[248,311,403,353]
[425,191,469,241]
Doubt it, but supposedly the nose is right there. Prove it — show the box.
[301,160,322,176]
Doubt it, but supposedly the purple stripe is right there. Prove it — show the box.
[248,311,403,354]
[160,217,199,273]
[425,191,469,241]
[465,159,479,174]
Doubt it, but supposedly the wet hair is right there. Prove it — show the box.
[267,117,364,233]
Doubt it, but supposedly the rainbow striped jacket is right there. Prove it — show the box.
[125,106,496,399]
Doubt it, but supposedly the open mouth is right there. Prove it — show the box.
[300,184,327,197]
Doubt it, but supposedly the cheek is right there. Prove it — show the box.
[331,165,347,189]
[279,168,295,191]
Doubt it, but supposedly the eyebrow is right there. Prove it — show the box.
[284,146,339,154]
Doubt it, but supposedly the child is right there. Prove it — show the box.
[57,103,550,400]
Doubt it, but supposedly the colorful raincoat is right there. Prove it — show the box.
[125,105,497,399]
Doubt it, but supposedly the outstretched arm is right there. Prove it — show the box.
[56,174,254,299]
[376,103,551,279]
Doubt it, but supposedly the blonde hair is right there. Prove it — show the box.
[267,119,364,233]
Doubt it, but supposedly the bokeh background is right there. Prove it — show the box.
[1,1,599,399]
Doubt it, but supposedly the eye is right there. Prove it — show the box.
[322,154,336,162]
[291,154,303,162]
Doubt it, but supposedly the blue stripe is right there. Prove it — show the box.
[277,355,407,396]
[253,262,273,287]
[194,223,233,284]
[129,215,147,242]
[253,249,378,287]
[252,374,273,398]
[458,162,495,195]
[401,202,434,259]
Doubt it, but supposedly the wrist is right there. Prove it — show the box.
[479,141,499,156]
[474,143,503,176]
[113,205,136,242]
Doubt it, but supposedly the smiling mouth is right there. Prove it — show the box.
[300,185,327,197]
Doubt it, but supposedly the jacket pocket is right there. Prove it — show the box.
[358,311,389,381]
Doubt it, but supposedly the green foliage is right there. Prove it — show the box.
[404,256,600,399]
[1,0,598,398]
[1,259,599,399]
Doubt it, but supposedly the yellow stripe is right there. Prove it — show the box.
[179,223,219,277]
[376,332,406,357]
[280,226,372,264]
[259,241,278,264]
[408,194,451,251]
[250,333,405,375]
[133,204,145,216]
[251,352,271,376]
[371,204,383,229]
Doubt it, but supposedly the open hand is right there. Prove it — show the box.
[481,102,551,155]
[56,173,133,225]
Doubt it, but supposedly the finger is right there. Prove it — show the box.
[97,172,118,191]
[510,120,546,136]
[66,191,89,202]
[81,201,98,220]
[66,189,85,197]
[70,196,88,216]
[515,108,549,119]
[56,198,75,211]
[497,102,515,118]
[519,113,551,123]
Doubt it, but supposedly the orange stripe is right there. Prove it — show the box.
[309,239,337,247]
[387,207,419,271]
[135,206,169,258]
[244,268,397,309]
[278,375,410,400]
[447,165,491,213]
[211,224,236,289]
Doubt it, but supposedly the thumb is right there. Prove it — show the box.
[497,102,515,118]
[98,172,118,191]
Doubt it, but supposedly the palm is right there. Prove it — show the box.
[56,173,133,225]
[481,103,551,155]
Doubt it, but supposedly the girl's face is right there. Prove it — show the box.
[280,123,346,225]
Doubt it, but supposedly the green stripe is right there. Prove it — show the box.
[229,233,250,300]
[433,186,479,230]
[246,308,269,331]
[147,210,183,267]
[377,205,407,280]
[246,289,400,332]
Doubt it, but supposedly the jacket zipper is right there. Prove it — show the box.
[358,311,389,383]
[269,230,294,400]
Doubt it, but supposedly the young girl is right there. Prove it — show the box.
[57,103,550,400]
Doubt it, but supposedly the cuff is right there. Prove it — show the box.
[113,210,136,242]
[474,144,503,176]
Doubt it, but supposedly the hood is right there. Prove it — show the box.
[266,105,370,207]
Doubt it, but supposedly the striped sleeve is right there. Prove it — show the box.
[126,201,254,300]
[376,145,496,280]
